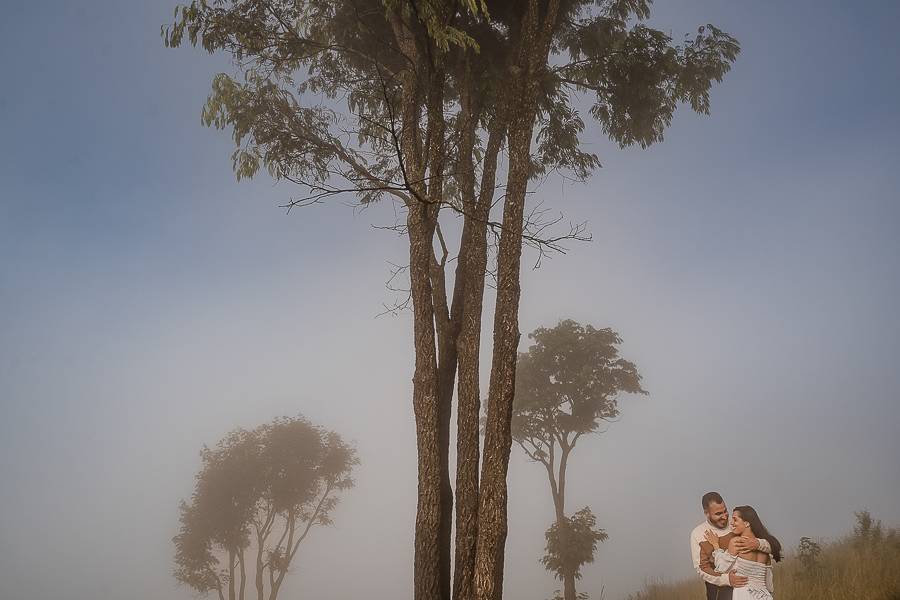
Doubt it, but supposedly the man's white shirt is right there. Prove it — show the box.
[690,520,731,587]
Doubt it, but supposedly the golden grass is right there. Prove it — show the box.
[625,514,900,600]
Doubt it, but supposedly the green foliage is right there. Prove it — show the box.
[382,0,490,52]
[854,509,885,548]
[163,0,412,202]
[538,1,740,160]
[796,536,823,580]
[513,319,646,449]
[541,507,609,581]
[162,0,740,199]
[172,415,357,597]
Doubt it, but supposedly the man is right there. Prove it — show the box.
[690,491,771,600]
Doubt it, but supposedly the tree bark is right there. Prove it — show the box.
[410,199,443,600]
[556,445,575,600]
[255,529,265,600]
[426,59,456,600]
[385,11,448,600]
[452,51,507,600]
[474,2,562,599]
[228,549,236,600]
[238,548,246,600]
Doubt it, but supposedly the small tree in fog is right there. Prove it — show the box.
[173,416,357,600]
[542,506,608,600]
[796,536,823,580]
[512,320,646,600]
[853,510,884,549]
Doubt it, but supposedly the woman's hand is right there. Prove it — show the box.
[704,529,720,549]
[732,536,760,553]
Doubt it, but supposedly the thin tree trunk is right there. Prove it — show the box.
[453,52,506,600]
[473,32,536,600]
[410,198,443,600]
[238,548,246,600]
[556,445,575,600]
[256,530,266,600]
[474,2,562,598]
[426,59,456,600]
[562,570,577,600]
[386,11,447,600]
[435,297,457,600]
[228,549,236,600]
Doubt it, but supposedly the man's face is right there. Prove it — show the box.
[705,501,729,528]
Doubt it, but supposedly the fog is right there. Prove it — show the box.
[1,2,898,600]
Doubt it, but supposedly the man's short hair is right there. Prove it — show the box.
[702,491,724,510]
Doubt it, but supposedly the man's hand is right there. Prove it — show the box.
[733,537,760,554]
[728,570,749,587]
[704,529,720,549]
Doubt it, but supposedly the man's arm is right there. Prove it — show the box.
[696,540,730,587]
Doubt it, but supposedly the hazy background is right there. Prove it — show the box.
[1,1,898,599]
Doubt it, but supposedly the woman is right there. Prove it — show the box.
[703,505,782,600]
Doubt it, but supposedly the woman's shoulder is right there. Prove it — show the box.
[726,537,770,563]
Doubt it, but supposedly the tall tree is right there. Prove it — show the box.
[163,3,738,599]
[173,416,358,600]
[512,320,647,600]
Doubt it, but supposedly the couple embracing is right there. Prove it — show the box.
[690,491,783,600]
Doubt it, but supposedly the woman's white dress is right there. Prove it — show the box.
[712,549,774,600]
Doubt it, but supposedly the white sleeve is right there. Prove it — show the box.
[766,566,774,593]
[690,531,702,570]
[712,549,738,575]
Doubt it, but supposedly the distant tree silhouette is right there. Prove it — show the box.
[173,416,357,600]
[513,320,646,600]
[797,536,823,580]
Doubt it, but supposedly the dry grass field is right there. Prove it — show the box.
[625,512,900,600]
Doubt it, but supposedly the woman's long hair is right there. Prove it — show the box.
[734,505,782,562]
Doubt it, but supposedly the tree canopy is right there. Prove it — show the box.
[513,320,646,449]
[173,416,357,600]
[542,507,608,584]
[162,0,739,204]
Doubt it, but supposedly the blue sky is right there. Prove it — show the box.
[1,2,899,599]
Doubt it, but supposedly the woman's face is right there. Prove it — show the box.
[732,510,748,535]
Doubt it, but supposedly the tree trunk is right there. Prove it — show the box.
[453,52,507,600]
[238,548,246,600]
[386,12,448,600]
[409,180,443,600]
[562,571,577,600]
[255,532,265,600]
[473,84,532,600]
[228,549,236,600]
[427,60,456,600]
[474,2,562,598]
[555,447,575,600]
[472,145,526,600]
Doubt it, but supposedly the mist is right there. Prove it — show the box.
[2,2,899,600]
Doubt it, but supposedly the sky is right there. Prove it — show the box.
[1,1,899,600]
